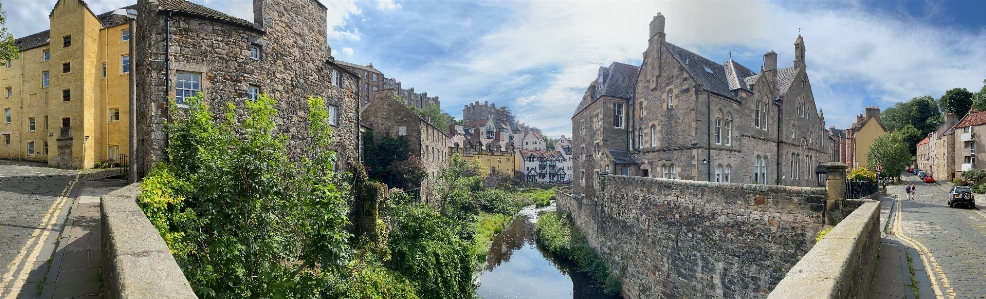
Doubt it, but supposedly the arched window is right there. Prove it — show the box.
[754,155,761,183]
[715,164,723,182]
[725,164,732,182]
[669,164,677,179]
[755,102,761,128]
[667,89,674,108]
[761,101,768,130]
[725,113,733,145]
[650,124,657,147]
[715,111,722,145]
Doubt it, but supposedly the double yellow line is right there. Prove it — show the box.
[0,172,79,296]
[892,193,955,298]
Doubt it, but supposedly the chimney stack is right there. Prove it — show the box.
[649,13,666,40]
[763,51,777,72]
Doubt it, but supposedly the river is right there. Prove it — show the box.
[476,204,623,299]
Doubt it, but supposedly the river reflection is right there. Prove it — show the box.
[477,206,623,299]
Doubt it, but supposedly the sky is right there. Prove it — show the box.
[6,0,986,139]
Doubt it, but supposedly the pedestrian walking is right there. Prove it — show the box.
[910,184,917,200]
[905,184,912,200]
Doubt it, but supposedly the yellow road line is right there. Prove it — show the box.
[0,173,78,294]
[892,193,956,298]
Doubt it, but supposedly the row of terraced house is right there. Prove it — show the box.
[916,109,986,181]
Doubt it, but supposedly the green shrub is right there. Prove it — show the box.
[972,183,986,194]
[963,169,986,183]
[535,211,622,295]
[387,204,475,299]
[954,178,965,186]
[331,257,419,299]
[848,167,877,181]
[471,213,511,266]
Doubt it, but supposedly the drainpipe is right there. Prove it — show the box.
[706,89,712,182]
[776,95,784,185]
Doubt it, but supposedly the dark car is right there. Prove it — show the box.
[948,186,976,208]
[917,171,927,179]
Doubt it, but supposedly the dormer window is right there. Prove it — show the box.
[703,65,714,74]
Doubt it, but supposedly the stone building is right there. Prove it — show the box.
[929,113,958,179]
[462,101,513,125]
[952,109,986,179]
[572,13,831,195]
[447,132,516,177]
[916,136,931,172]
[1,1,135,168]
[516,149,569,183]
[339,61,439,110]
[133,0,360,179]
[361,89,448,198]
[829,107,886,170]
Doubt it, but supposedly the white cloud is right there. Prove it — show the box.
[376,0,401,10]
[342,47,354,56]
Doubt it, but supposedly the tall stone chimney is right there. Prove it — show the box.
[649,13,666,40]
[763,51,777,72]
[864,106,881,123]
[253,0,267,29]
[794,35,806,68]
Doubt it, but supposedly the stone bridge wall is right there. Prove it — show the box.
[557,175,827,298]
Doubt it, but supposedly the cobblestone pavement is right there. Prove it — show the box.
[0,162,79,298]
[893,174,986,299]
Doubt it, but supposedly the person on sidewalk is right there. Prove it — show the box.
[910,184,917,200]
[905,184,912,200]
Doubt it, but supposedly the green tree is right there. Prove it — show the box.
[544,136,558,150]
[0,2,19,65]
[939,88,975,119]
[897,124,923,156]
[362,131,411,187]
[139,94,352,297]
[867,131,911,179]
[392,155,427,191]
[882,96,941,134]
[972,79,986,111]
[411,103,451,135]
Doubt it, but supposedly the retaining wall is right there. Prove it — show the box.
[101,183,197,298]
[768,199,881,299]
[557,175,827,298]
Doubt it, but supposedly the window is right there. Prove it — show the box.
[2,134,8,145]
[637,129,643,149]
[122,29,130,41]
[650,124,657,147]
[398,126,406,136]
[612,103,624,128]
[175,72,201,105]
[43,141,48,155]
[44,116,48,131]
[761,101,768,130]
[725,165,732,182]
[42,72,49,88]
[5,87,10,98]
[754,155,761,183]
[63,35,71,47]
[328,105,338,126]
[108,145,120,162]
[62,62,71,73]
[4,108,9,124]
[715,114,722,144]
[248,85,260,101]
[29,117,35,131]
[725,118,732,145]
[27,141,35,155]
[63,89,70,101]
[43,50,50,62]
[667,89,674,108]
[715,164,723,182]
[109,108,120,122]
[373,74,377,82]
[102,63,106,78]
[755,101,761,128]
[249,44,261,60]
[121,55,130,73]
[670,164,677,179]
[791,153,797,179]
[332,69,341,87]
[372,86,377,92]
[62,117,70,128]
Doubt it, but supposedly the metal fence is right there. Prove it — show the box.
[845,179,878,199]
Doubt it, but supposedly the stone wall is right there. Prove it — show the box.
[557,175,826,298]
[101,183,197,298]
[768,199,880,299]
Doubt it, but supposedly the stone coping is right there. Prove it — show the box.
[767,199,881,299]
[604,174,827,195]
[101,183,198,299]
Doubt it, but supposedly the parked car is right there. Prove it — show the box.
[907,167,914,173]
[924,176,935,183]
[917,171,927,179]
[948,186,976,208]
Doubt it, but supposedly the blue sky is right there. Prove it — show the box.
[7,0,986,138]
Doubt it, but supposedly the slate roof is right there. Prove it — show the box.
[14,30,50,51]
[573,62,639,117]
[96,4,138,28]
[608,149,639,165]
[664,42,736,100]
[159,0,255,28]
[776,66,800,93]
[724,59,756,92]
[830,128,846,138]
[335,60,384,74]
[955,109,986,129]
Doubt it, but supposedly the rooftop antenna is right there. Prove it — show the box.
[729,51,732,60]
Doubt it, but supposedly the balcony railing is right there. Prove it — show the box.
[962,132,975,142]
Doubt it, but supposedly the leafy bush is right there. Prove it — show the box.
[954,178,965,186]
[535,211,622,295]
[139,95,352,297]
[526,188,555,208]
[848,167,877,181]
[330,256,419,299]
[471,213,511,266]
[387,204,475,299]
[972,183,986,194]
[963,168,986,183]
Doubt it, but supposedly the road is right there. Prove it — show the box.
[892,173,986,299]
[0,162,79,298]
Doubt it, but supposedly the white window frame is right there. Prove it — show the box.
[398,126,406,136]
[27,141,35,155]
[715,116,722,144]
[667,89,674,108]
[248,85,260,101]
[121,29,130,41]
[42,71,49,88]
[715,164,722,182]
[175,72,201,105]
[249,44,261,60]
[328,105,338,126]
[5,87,10,98]
[725,118,732,145]
[650,124,657,147]
[29,117,35,131]
[332,69,341,87]
[725,164,732,182]
[43,50,50,62]
[613,102,624,129]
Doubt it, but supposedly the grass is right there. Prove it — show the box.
[470,213,512,267]
[907,253,920,299]
[535,211,622,295]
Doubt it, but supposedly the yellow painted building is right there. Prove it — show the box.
[1,0,133,168]
[448,135,516,176]
[850,107,887,169]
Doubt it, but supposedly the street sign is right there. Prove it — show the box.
[876,164,883,173]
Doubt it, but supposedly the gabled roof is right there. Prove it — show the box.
[665,42,736,100]
[830,128,846,138]
[335,60,384,74]
[955,109,986,129]
[159,0,255,29]
[917,137,930,146]
[852,113,887,132]
[724,59,756,92]
[608,149,639,165]
[573,62,639,117]
[96,4,138,28]
[15,30,50,51]
[776,66,800,94]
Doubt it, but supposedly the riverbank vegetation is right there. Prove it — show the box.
[536,211,622,295]
[138,94,556,298]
